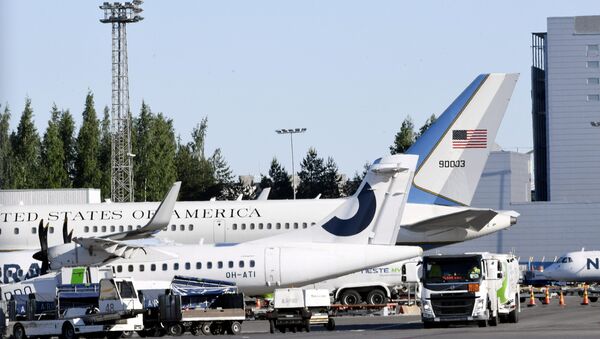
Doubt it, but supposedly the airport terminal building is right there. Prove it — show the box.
[442,15,600,262]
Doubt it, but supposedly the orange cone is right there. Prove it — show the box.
[542,286,550,305]
[559,290,566,306]
[527,285,536,307]
[581,284,590,306]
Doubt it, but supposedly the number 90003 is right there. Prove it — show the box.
[438,160,465,168]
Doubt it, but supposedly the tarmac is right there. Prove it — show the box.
[173,296,600,339]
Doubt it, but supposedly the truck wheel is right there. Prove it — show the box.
[326,318,336,331]
[201,322,212,335]
[423,322,436,329]
[589,297,598,302]
[167,323,184,337]
[478,320,487,328]
[508,295,520,323]
[366,289,387,305]
[340,290,361,305]
[13,324,26,339]
[121,331,133,338]
[61,323,78,339]
[269,320,275,334]
[304,319,311,333]
[279,326,286,334]
[488,312,499,326]
[107,331,123,339]
[228,321,242,335]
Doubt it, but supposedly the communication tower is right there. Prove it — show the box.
[99,1,143,202]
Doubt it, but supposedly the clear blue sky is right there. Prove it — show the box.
[1,1,599,178]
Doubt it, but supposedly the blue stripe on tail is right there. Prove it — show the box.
[406,74,488,205]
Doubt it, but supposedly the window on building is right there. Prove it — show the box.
[588,78,600,85]
[588,94,600,101]
[587,61,599,68]
[588,44,599,57]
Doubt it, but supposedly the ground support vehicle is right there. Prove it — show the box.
[267,288,335,334]
[7,278,144,339]
[141,276,245,336]
[420,253,520,328]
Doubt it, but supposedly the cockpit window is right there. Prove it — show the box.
[560,257,573,263]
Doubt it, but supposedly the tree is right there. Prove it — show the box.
[41,104,68,188]
[0,105,14,188]
[320,157,342,198]
[342,162,369,196]
[145,113,177,201]
[59,109,76,186]
[133,102,154,201]
[390,116,415,154]
[74,92,101,188]
[296,148,326,199]
[175,141,216,201]
[260,157,293,199]
[210,148,234,199]
[191,117,208,160]
[417,114,437,138]
[12,98,41,188]
[99,106,112,199]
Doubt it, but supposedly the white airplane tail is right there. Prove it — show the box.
[251,154,418,245]
[407,73,519,206]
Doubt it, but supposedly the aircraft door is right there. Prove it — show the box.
[265,247,281,287]
[213,220,226,243]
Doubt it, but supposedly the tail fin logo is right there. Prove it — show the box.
[452,129,487,149]
[321,183,376,237]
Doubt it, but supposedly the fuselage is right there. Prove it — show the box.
[543,251,600,283]
[0,200,512,251]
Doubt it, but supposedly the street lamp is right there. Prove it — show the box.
[275,128,307,199]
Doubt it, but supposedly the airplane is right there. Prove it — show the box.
[0,154,423,300]
[541,249,600,283]
[0,73,519,282]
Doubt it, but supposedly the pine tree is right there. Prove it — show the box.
[99,106,112,199]
[320,157,342,198]
[41,104,68,188]
[59,109,76,186]
[74,92,102,188]
[266,158,293,199]
[133,102,154,201]
[390,116,415,154]
[296,148,326,199]
[145,113,177,201]
[175,141,216,201]
[13,98,41,188]
[0,105,14,188]
[342,162,369,196]
[191,117,208,160]
[417,114,437,139]
[210,148,234,199]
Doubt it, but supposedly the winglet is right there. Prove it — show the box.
[105,181,181,240]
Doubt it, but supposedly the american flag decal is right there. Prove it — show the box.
[452,129,487,149]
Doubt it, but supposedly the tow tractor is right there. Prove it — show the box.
[7,277,144,339]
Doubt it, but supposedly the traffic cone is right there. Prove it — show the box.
[542,286,550,305]
[527,285,536,307]
[581,284,590,306]
[559,290,566,307]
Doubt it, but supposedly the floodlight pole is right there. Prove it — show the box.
[276,128,307,199]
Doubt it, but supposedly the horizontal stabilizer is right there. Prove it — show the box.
[404,208,499,232]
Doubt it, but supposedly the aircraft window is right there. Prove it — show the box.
[241,224,246,230]
[218,261,223,269]
[151,264,156,272]
[185,262,191,270]
[119,226,124,232]
[84,226,89,233]
[228,261,234,268]
[93,226,98,233]
[207,262,213,269]
[174,263,179,270]
[128,265,134,272]
[49,227,54,233]
[117,265,123,273]
[14,227,19,235]
[259,223,264,230]
[302,222,307,229]
[250,260,255,268]
[139,265,145,272]
[267,223,272,230]
[171,225,176,231]
[162,264,168,271]
[285,223,290,229]
[31,227,36,234]
[128,225,133,231]
[250,223,255,230]
[102,226,107,232]
[293,222,298,229]
[189,224,194,231]
[196,262,202,269]
[232,224,238,230]
[180,225,185,231]
[311,222,316,226]
[136,225,141,229]
[110,226,115,232]
[239,261,245,268]
[276,223,281,230]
